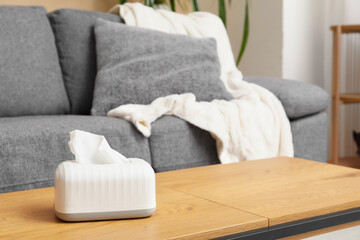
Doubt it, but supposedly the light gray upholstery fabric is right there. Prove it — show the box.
[0,115,151,193]
[48,9,123,114]
[0,6,70,117]
[0,112,328,192]
[148,116,220,172]
[244,76,329,119]
[291,112,328,162]
[91,19,233,116]
[150,112,329,172]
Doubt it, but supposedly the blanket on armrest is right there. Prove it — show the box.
[109,3,293,163]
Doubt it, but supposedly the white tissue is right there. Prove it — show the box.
[68,130,129,164]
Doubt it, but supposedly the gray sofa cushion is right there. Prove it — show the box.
[0,6,69,117]
[149,113,329,171]
[149,116,220,172]
[149,113,328,171]
[91,19,233,116]
[0,115,151,193]
[48,9,123,114]
[244,76,329,119]
[291,111,328,163]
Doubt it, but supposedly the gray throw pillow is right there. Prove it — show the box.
[91,19,233,116]
[0,6,70,117]
[48,9,123,115]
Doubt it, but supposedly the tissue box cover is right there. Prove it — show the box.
[54,159,156,221]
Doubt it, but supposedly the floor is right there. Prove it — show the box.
[303,225,360,240]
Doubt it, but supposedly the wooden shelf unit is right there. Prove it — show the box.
[338,156,360,169]
[330,25,360,165]
[339,93,360,104]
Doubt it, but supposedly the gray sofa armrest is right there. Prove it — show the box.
[243,76,330,119]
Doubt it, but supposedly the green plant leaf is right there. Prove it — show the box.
[236,0,249,66]
[191,0,199,11]
[119,0,127,4]
[218,0,226,28]
[145,0,154,7]
[170,0,176,11]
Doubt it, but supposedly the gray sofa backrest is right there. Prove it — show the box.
[0,6,70,117]
[48,9,123,115]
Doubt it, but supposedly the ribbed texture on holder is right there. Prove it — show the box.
[54,159,156,214]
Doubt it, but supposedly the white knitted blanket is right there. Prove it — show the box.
[108,3,294,163]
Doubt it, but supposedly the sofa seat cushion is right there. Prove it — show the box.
[0,6,70,117]
[244,76,330,119]
[149,116,220,172]
[48,9,123,114]
[0,115,151,193]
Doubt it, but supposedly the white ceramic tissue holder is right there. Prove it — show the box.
[54,130,156,222]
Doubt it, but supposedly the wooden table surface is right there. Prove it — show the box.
[1,157,360,239]
[157,157,360,226]
[0,184,266,239]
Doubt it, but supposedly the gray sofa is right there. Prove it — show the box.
[0,6,329,193]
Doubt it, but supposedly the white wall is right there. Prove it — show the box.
[196,0,359,90]
[197,0,327,85]
[343,0,360,23]
[323,0,344,94]
[282,0,326,87]
[238,0,283,77]
[198,0,283,77]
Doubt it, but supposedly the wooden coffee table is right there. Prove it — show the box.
[1,157,360,239]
